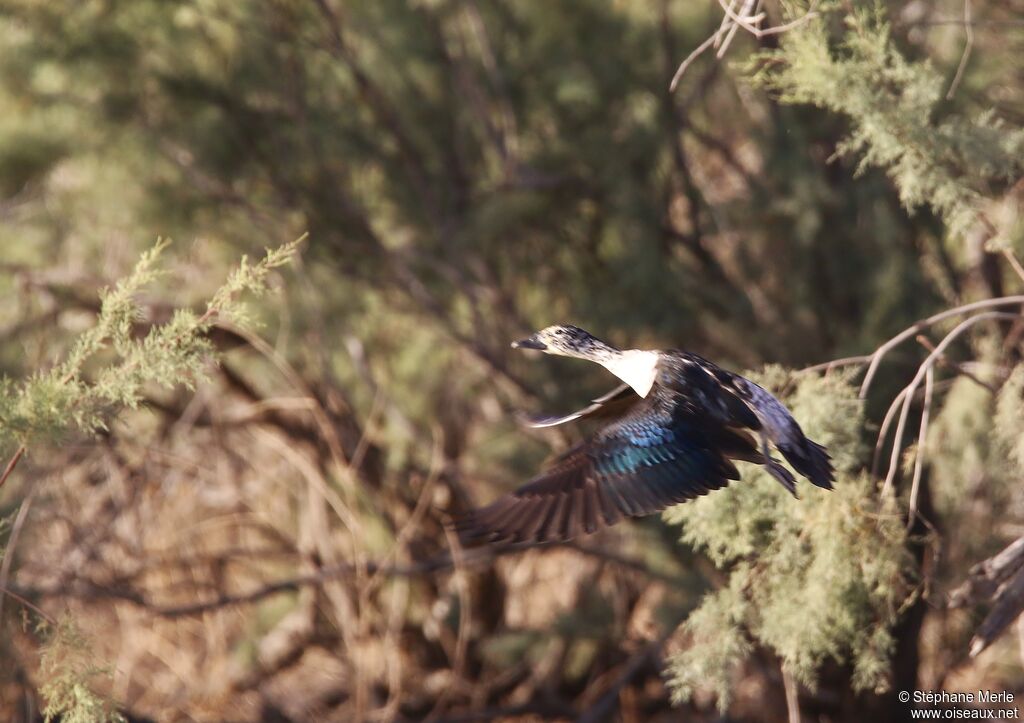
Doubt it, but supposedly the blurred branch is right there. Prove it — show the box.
[945,0,973,100]
[948,535,1024,657]
[878,311,1019,498]
[859,296,1024,398]
[782,666,801,723]
[0,445,25,490]
[915,334,996,393]
[905,365,933,531]
[949,536,1024,609]
[670,0,819,91]
[9,540,688,619]
[577,608,688,723]
[0,489,34,621]
[1002,248,1024,285]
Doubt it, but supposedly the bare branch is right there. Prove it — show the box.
[0,445,25,490]
[945,0,974,100]
[670,0,819,91]
[783,665,802,723]
[860,296,1024,398]
[0,491,35,622]
[879,311,1019,497]
[906,365,933,530]
[949,536,1024,609]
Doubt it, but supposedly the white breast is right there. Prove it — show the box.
[601,350,660,398]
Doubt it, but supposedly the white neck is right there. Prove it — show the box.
[601,350,659,398]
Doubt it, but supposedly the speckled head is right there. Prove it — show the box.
[511,324,617,360]
[512,324,660,398]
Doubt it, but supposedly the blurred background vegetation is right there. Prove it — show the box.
[1,0,1023,720]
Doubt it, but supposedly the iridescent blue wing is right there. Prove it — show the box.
[456,401,752,544]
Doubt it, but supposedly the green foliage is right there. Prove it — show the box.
[37,615,126,723]
[664,371,913,709]
[0,237,302,455]
[994,365,1024,472]
[0,238,300,717]
[752,3,1024,238]
[666,574,752,707]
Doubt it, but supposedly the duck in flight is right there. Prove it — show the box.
[456,325,834,545]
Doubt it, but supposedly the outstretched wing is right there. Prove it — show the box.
[520,383,640,428]
[456,400,754,544]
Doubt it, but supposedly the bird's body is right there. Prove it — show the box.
[456,325,834,545]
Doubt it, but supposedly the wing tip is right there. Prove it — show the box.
[803,440,835,490]
[778,438,835,491]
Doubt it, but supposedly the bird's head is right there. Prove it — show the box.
[511,324,615,360]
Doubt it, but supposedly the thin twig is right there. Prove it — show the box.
[669,0,818,91]
[717,0,757,59]
[859,296,1024,398]
[425,527,472,721]
[367,429,443,592]
[0,491,35,621]
[945,0,974,100]
[871,386,909,480]
[916,335,996,393]
[716,0,766,35]
[1003,248,1024,285]
[795,355,873,376]
[783,665,802,723]
[880,311,1019,497]
[717,0,818,38]
[906,365,933,531]
[0,586,55,626]
[0,445,25,490]
[670,33,719,91]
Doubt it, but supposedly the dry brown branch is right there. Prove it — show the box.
[0,444,25,490]
[0,585,55,626]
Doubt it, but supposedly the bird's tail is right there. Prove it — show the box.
[778,439,834,490]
